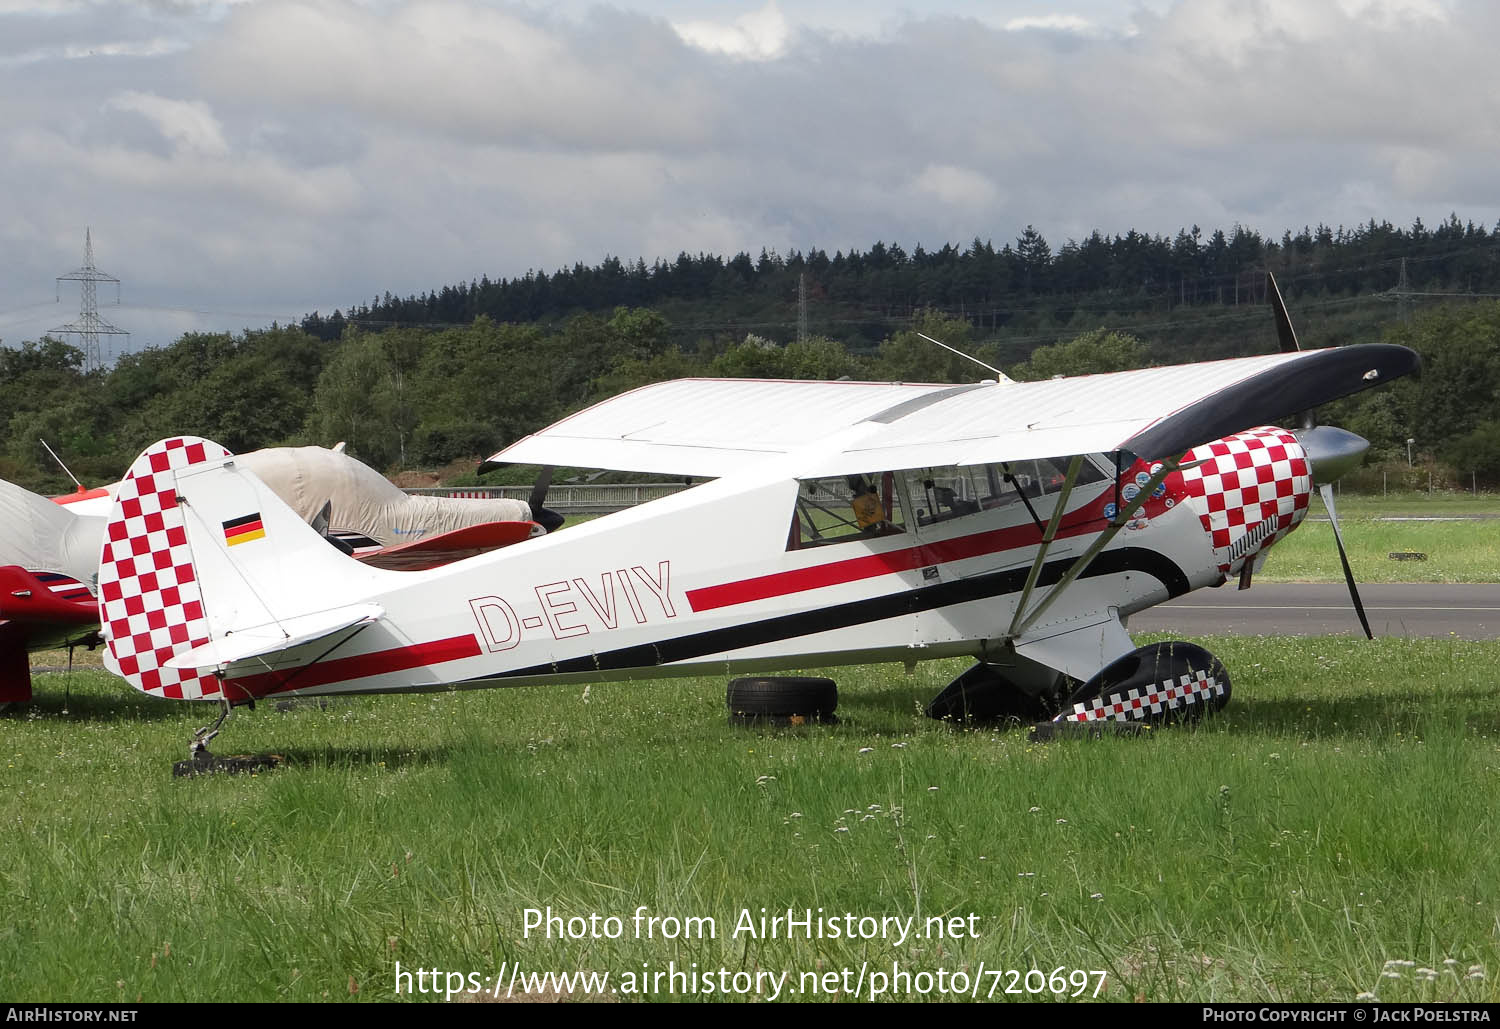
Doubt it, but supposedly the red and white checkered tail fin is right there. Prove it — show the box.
[99,437,382,700]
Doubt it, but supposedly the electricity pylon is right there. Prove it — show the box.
[52,228,129,372]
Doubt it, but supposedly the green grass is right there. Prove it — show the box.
[1260,494,1500,583]
[1324,491,1500,519]
[1261,516,1500,583]
[5,636,1500,1003]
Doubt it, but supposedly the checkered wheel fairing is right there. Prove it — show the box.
[1060,641,1232,727]
[1179,427,1311,575]
[99,437,230,700]
[1066,668,1225,723]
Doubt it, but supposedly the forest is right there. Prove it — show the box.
[3,215,1499,495]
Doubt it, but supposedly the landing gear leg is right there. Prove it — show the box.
[190,697,233,758]
[173,695,281,778]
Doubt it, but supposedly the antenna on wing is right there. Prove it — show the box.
[38,439,82,489]
[916,332,1014,384]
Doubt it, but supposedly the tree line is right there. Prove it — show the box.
[3,217,1499,495]
[303,214,1500,354]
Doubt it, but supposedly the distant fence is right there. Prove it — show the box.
[403,483,690,514]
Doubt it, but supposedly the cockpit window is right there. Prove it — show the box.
[789,472,907,549]
[907,457,1106,527]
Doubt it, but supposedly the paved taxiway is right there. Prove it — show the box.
[1129,583,1500,640]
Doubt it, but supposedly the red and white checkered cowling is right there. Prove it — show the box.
[98,437,226,700]
[1177,426,1311,576]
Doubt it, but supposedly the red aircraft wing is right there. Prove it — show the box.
[0,566,99,705]
[354,521,542,572]
[0,565,97,626]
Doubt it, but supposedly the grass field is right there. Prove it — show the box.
[1259,516,1500,583]
[5,635,1500,1003]
[1248,492,1500,584]
[1323,492,1500,519]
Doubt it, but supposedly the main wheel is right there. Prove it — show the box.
[1057,642,1230,727]
[727,676,838,725]
[927,660,1069,723]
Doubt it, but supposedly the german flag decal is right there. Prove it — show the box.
[223,512,266,546]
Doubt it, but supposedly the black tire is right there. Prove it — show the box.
[926,661,1069,723]
[727,676,837,718]
[1060,642,1230,727]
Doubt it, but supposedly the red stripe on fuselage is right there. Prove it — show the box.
[686,512,1107,613]
[226,633,482,699]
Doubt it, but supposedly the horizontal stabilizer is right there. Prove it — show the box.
[164,602,384,670]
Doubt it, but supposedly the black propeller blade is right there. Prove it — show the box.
[1318,483,1373,640]
[1270,270,1376,639]
[1268,271,1301,354]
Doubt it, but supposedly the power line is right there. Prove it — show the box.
[0,300,66,326]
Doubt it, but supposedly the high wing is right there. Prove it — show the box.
[486,345,1418,477]
[485,379,960,476]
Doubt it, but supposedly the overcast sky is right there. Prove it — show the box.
[1,0,1493,358]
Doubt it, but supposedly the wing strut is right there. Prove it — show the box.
[1005,455,1084,638]
[1009,457,1180,639]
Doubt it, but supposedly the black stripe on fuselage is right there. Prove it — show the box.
[469,546,1190,682]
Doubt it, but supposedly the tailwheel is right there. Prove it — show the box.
[1030,642,1230,741]
[172,696,283,778]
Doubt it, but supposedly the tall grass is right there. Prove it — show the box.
[4,635,1499,1002]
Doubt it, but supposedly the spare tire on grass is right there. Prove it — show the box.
[727,676,838,726]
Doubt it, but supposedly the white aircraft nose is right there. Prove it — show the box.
[1294,424,1369,485]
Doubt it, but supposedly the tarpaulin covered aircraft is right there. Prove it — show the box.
[89,279,1420,759]
[0,446,542,706]
[233,445,540,560]
[0,481,102,704]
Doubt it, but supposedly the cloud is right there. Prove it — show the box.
[911,164,1002,212]
[673,0,792,60]
[105,91,229,155]
[1003,14,1098,34]
[0,0,1497,354]
[197,1,721,151]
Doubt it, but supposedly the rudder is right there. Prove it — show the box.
[99,436,390,701]
[99,437,226,700]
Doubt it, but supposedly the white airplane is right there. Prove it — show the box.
[91,282,1418,759]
